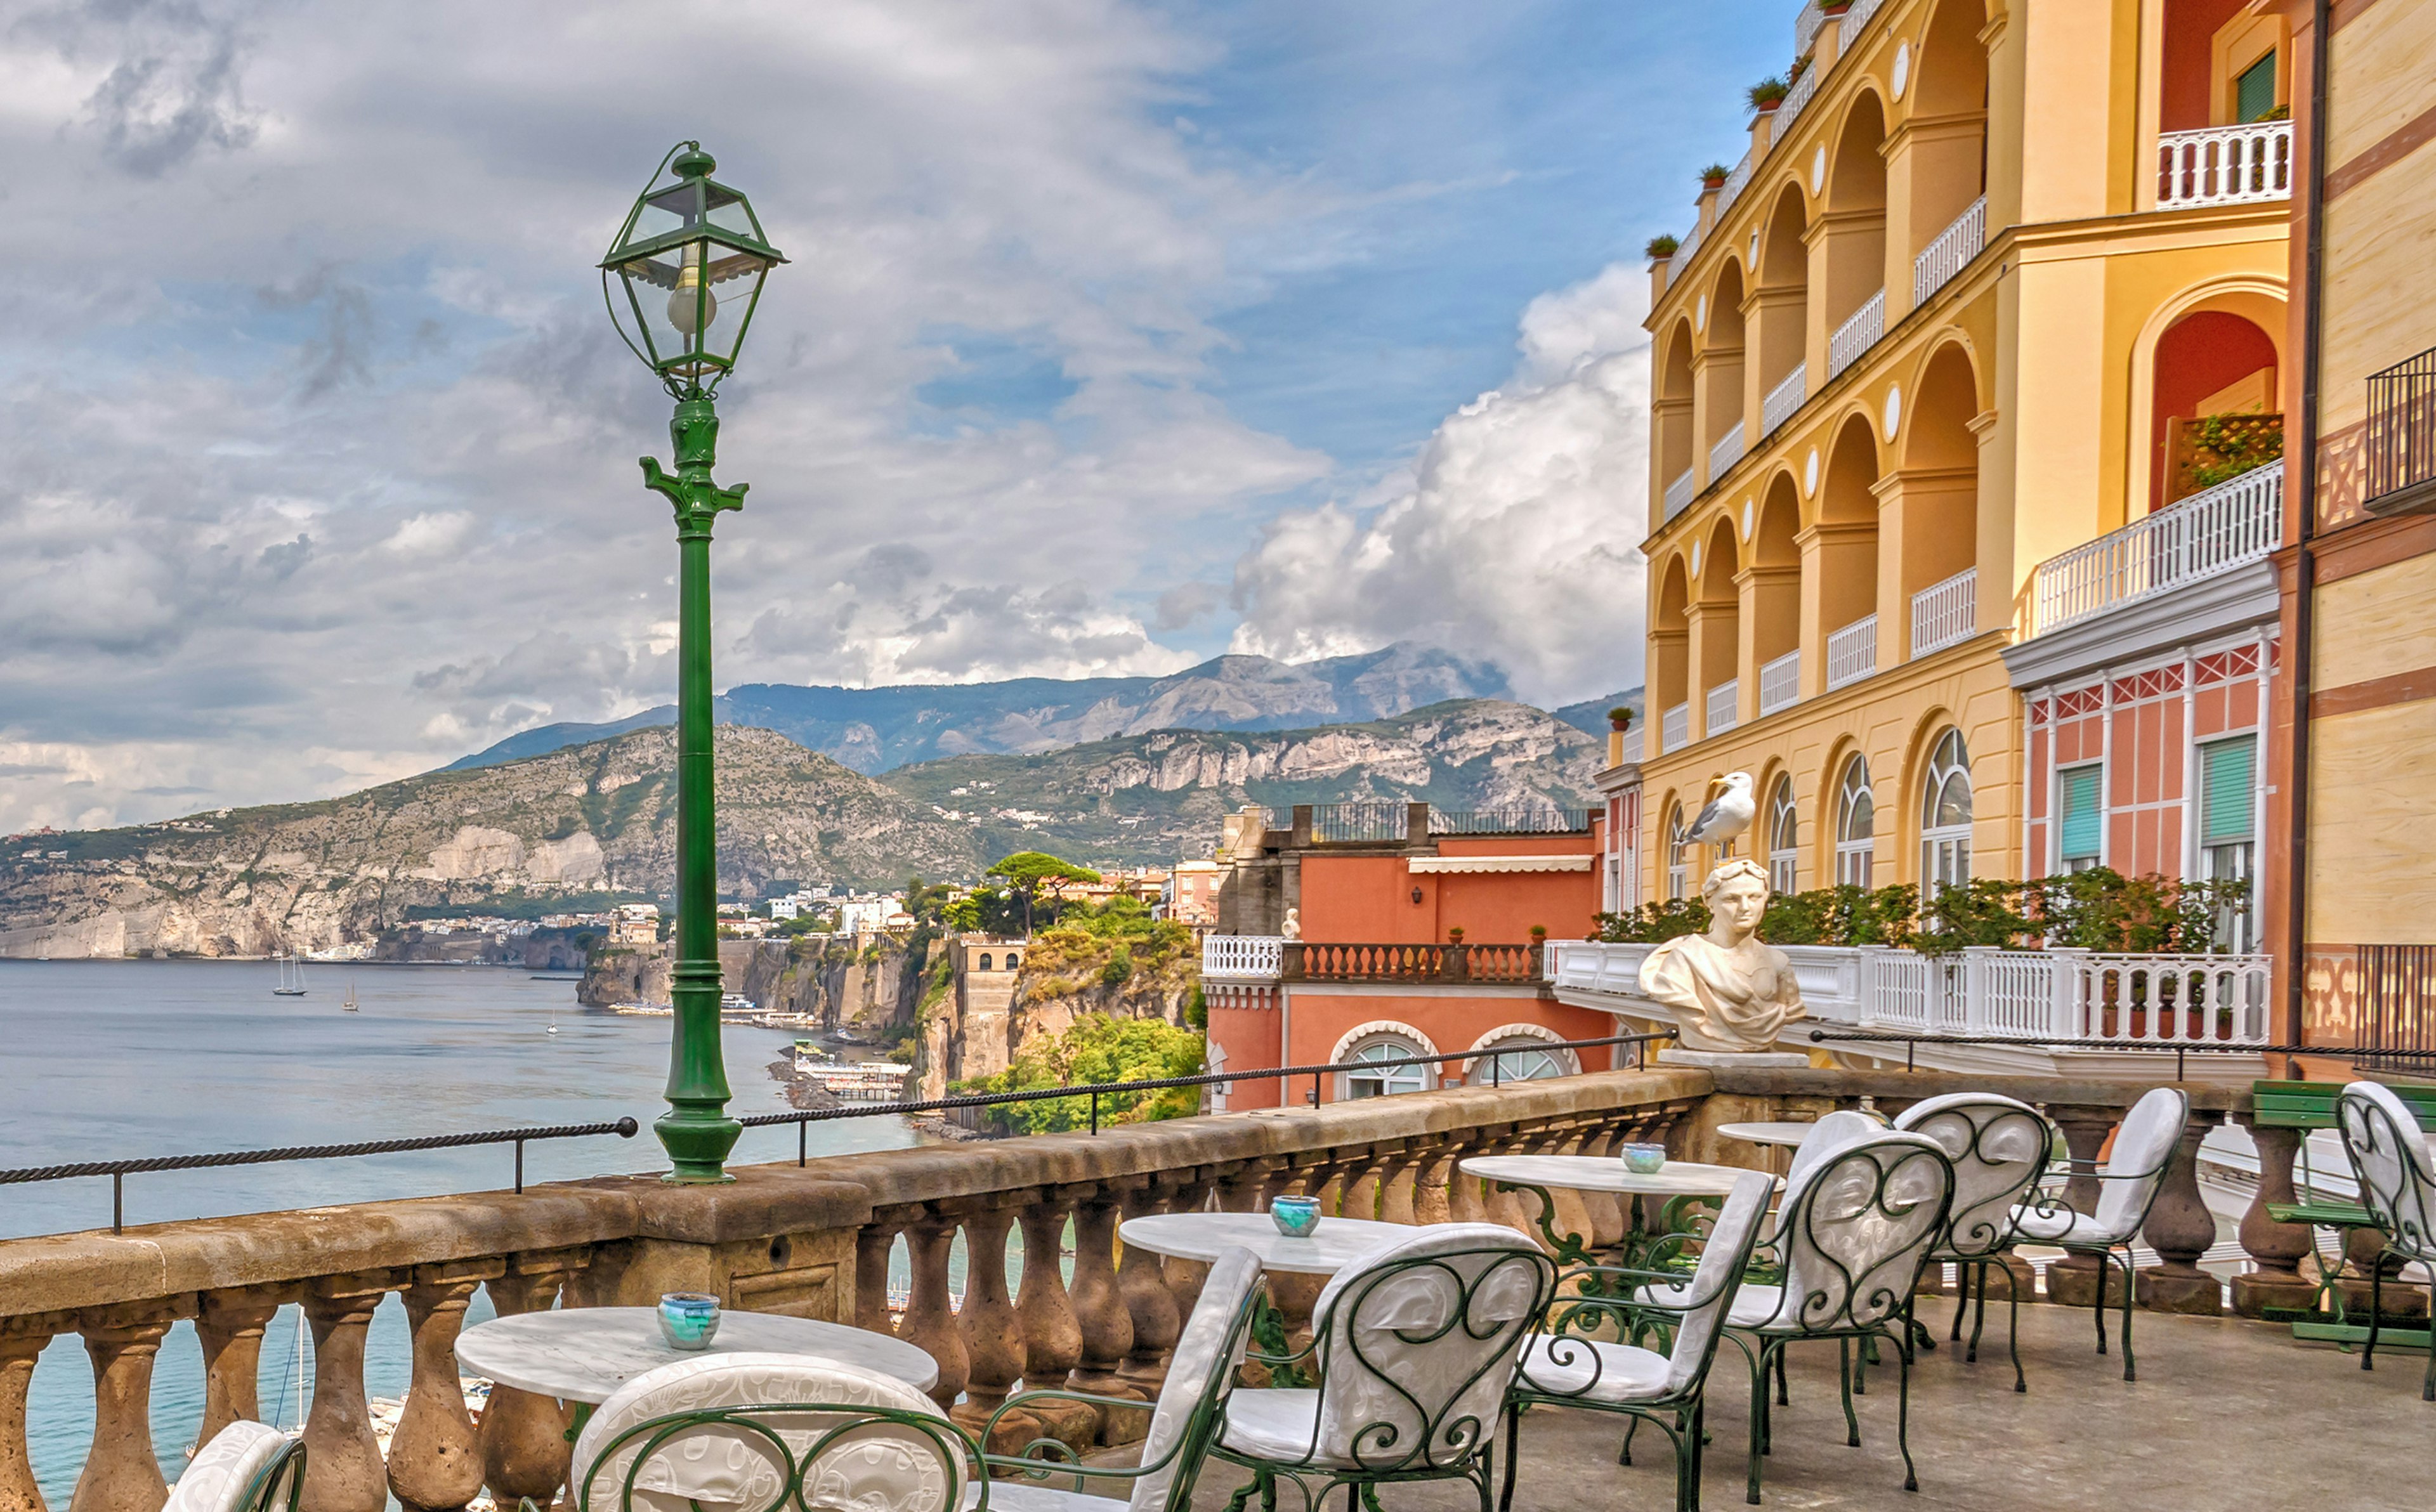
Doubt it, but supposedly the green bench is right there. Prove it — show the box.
[2253,1079,2436,1346]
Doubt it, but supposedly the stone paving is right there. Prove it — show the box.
[1181,1301,2435,1511]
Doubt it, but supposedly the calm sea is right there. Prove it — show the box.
[0,958,920,1501]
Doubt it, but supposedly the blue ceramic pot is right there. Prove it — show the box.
[658,1292,723,1350]
[1620,1143,1668,1175]
[1270,1196,1323,1237]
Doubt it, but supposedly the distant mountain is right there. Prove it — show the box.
[445,642,1514,775]
[880,698,1604,869]
[1552,688,1644,738]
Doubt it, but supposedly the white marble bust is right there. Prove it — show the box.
[1637,859,1807,1053]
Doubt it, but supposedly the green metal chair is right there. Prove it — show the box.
[2336,1079,2436,1401]
[974,1246,1267,1511]
[1505,1170,1775,1512]
[164,1423,304,1512]
[2008,1086,2188,1382]
[1210,1223,1557,1512]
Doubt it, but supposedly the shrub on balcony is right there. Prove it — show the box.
[1645,235,1680,260]
[1698,163,1732,188]
[2178,412,2286,493]
[953,1012,1205,1134]
[1748,76,1790,112]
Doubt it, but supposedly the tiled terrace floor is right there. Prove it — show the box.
[1182,1302,2434,1512]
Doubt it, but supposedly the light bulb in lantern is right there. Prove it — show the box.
[667,245,717,337]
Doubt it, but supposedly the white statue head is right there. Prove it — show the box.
[1701,859,1771,946]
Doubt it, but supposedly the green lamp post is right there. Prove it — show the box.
[600,142,786,1182]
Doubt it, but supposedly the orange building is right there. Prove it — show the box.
[1201,802,1620,1110]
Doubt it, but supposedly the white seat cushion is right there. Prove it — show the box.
[1638,1281,1786,1331]
[1517,1337,1670,1405]
[963,1484,1126,1512]
[2010,1203,2126,1246]
[1218,1389,1325,1464]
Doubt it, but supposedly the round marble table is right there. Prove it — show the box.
[1714,1120,1827,1149]
[1458,1154,1767,1197]
[455,1307,940,1402]
[1117,1212,1408,1275]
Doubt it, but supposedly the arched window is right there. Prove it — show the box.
[977,953,993,971]
[1342,1034,1432,1100]
[1920,730,1974,893]
[1767,776,1799,896]
[1665,803,1690,901]
[1466,1033,1580,1086]
[1835,756,1875,887]
[1005,951,1020,968]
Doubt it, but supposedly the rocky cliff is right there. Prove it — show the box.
[910,927,1197,1101]
[579,933,938,1039]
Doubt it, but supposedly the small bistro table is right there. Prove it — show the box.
[454,1306,941,1407]
[1116,1211,1407,1274]
[1713,1121,1824,1149]
[1459,1154,1773,1272]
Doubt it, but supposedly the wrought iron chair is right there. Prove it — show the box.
[1892,1093,2053,1392]
[165,1423,304,1512]
[974,1246,1267,1511]
[1718,1124,1955,1504]
[566,1353,974,1512]
[2008,1085,2188,1382]
[1210,1223,1557,1512]
[1505,1170,1775,1512]
[2336,1079,2436,1401]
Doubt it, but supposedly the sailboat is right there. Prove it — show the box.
[341,981,359,1012]
[272,955,307,997]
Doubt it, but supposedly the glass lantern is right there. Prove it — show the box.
[599,144,787,395]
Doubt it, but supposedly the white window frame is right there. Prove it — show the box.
[1335,1026,1437,1101]
[1767,775,1799,897]
[2055,760,2104,873]
[1919,729,1974,896]
[1665,804,1689,901]
[1835,756,1875,887]
[1464,1025,1581,1086]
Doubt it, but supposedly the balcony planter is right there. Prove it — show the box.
[1748,77,1789,113]
[1608,707,1635,733]
[1698,164,1731,190]
[1644,235,1679,263]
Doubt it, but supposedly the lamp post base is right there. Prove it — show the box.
[655,1109,742,1184]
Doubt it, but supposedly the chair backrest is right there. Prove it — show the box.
[1782,1111,1887,1192]
[2338,1081,2436,1263]
[1895,1093,2052,1258]
[1129,1247,1264,1512]
[571,1353,964,1512]
[165,1423,301,1512]
[1297,1223,1554,1473]
[2093,1087,2188,1237]
[1656,1170,1776,1393]
[1768,1131,1953,1334]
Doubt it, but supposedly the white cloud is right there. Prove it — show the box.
[1228,263,1651,705]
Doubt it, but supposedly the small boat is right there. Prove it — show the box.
[341,982,359,1012]
[272,955,308,997]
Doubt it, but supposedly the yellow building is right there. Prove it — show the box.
[1638,0,2295,909]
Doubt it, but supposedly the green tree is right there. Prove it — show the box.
[953,1014,1205,1135]
[985,850,1101,934]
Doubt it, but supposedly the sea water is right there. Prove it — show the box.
[0,958,921,1501]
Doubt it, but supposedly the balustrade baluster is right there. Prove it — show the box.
[195,1289,287,1450]
[1160,1174,1216,1325]
[70,1305,180,1512]
[1010,1189,1097,1457]
[1375,1143,1420,1226]
[954,1200,1026,1449]
[302,1275,396,1512]
[2137,1120,2222,1314]
[1485,1127,1542,1234]
[1115,1180,1186,1411]
[1340,1147,1389,1222]
[389,1268,493,1512]
[1066,1184,1139,1418]
[1555,1123,1623,1249]
[1442,1130,1496,1224]
[853,1222,902,1336]
[2044,1108,2118,1308]
[2230,1116,2318,1317]
[0,1322,53,1512]
[899,1208,971,1411]
[477,1258,577,1512]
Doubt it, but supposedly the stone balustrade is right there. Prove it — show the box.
[0,1066,2331,1512]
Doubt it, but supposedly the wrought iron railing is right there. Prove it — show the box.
[2029,461,2281,634]
[2156,121,2293,209]
[1308,802,1410,843]
[2355,944,2436,1076]
[1758,649,1802,715]
[1661,701,1691,752]
[1912,195,1986,305]
[1704,679,1740,738]
[1828,289,1885,378]
[1909,566,1978,657]
[2365,344,2436,506]
[1824,613,1877,689]
[1762,362,1808,434]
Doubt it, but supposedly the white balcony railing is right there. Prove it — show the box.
[1663,467,1696,521]
[2158,121,2293,209]
[1912,195,1986,305]
[1716,150,1754,219]
[1202,935,1283,980]
[2029,461,2282,635]
[1705,680,1740,738]
[1661,701,1691,753]
[1828,290,1885,378]
[1758,649,1802,715]
[1762,362,1808,434]
[1778,60,1822,132]
[1545,939,2275,1048]
[1668,220,1704,283]
[1708,419,1747,480]
[1825,614,1877,689]
[1909,566,1978,657]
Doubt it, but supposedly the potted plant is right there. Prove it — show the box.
[1529,925,1548,942]
[1446,926,1466,944]
[1788,54,1811,82]
[1608,705,1635,733]
[1748,76,1790,112]
[1699,162,1732,190]
[1819,0,1854,15]
[1646,233,1680,261]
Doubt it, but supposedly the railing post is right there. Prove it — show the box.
[899,1206,971,1412]
[391,1267,494,1512]
[1279,941,1306,982]
[2043,1107,2118,1309]
[0,1321,54,1512]
[852,1220,902,1337]
[302,1273,399,1512]
[195,1287,289,1449]
[2137,1120,2222,1315]
[953,1197,1028,1449]
[69,1305,178,1512]
[2229,1114,2319,1318]
[478,1255,580,1512]
[1441,943,1469,983]
[2050,948,2088,1039]
[1066,1182,1141,1428]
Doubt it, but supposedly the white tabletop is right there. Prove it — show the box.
[1715,1121,1828,1149]
[455,1307,940,1403]
[1460,1154,1773,1197]
[1118,1213,1408,1274]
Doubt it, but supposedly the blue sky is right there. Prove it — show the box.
[0,0,1791,831]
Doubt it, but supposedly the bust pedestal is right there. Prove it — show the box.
[1656,1046,1812,1070]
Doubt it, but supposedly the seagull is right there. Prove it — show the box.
[1685,771,1757,855]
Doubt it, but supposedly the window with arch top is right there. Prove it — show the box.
[1342,1033,1434,1100]
[978,953,993,970]
[1920,730,1973,894]
[1467,1035,1578,1086]
[1835,755,1875,887]
[1767,774,1798,897]
[1665,802,1690,901]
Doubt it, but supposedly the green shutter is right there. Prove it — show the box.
[2237,53,2277,124]
[2202,737,2256,843]
[2059,767,2100,861]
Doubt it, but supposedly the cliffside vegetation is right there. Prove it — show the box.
[952,1014,1205,1135]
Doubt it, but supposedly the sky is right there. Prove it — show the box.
[0,0,1788,834]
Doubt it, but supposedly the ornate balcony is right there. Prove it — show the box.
[2028,462,2281,636]
[2157,121,2293,209]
